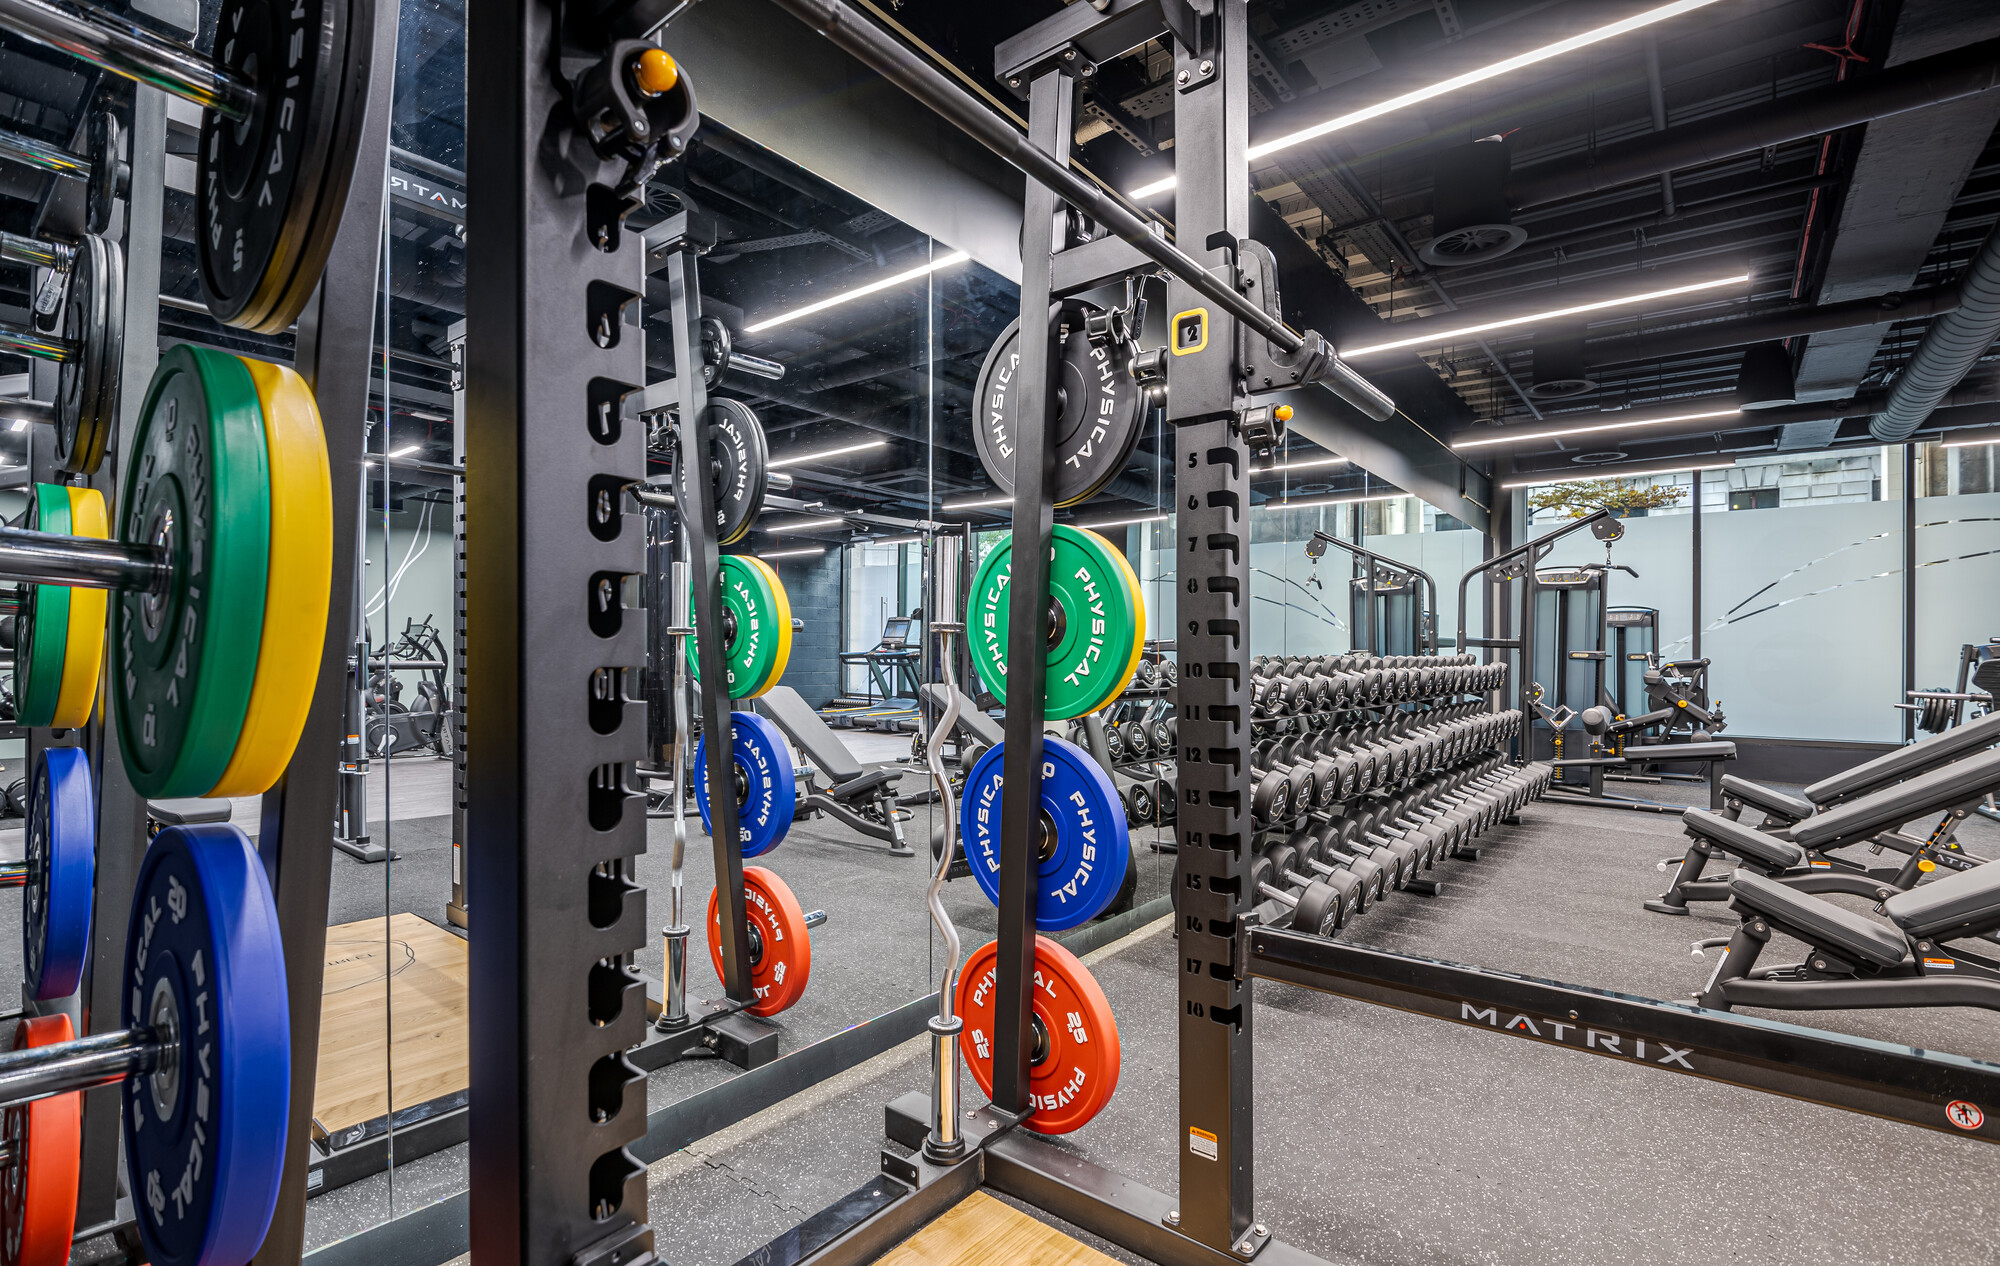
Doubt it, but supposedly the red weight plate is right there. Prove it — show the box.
[1,1015,80,1266]
[707,866,811,1017]
[955,936,1121,1135]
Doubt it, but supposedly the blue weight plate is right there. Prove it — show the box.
[24,747,94,1001]
[959,737,1130,931]
[695,712,797,858]
[122,824,290,1266]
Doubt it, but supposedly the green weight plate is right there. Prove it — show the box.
[113,347,272,797]
[968,525,1140,720]
[689,554,788,699]
[15,485,74,729]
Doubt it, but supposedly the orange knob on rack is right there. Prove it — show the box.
[1274,404,1294,423]
[632,47,679,96]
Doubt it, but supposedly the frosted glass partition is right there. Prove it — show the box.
[1914,489,2000,693]
[1698,498,1903,741]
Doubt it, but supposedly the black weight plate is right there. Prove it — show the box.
[57,234,122,475]
[674,397,769,547]
[86,111,124,237]
[700,316,731,388]
[199,0,373,333]
[972,301,1144,508]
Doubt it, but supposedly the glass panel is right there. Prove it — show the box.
[1914,439,2000,731]
[1698,454,1902,741]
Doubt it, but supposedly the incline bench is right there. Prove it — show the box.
[1651,746,2000,915]
[1719,708,2000,830]
[757,686,914,857]
[1689,754,2000,1014]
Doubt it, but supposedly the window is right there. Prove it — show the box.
[1729,488,1777,511]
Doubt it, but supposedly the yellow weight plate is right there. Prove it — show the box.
[208,358,332,797]
[740,555,793,698]
[50,487,107,730]
[1084,527,1146,714]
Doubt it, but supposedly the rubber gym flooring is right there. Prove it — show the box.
[626,774,2000,1266]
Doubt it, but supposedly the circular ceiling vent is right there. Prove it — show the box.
[1419,222,1528,267]
[1570,451,1629,465]
[1526,374,1598,400]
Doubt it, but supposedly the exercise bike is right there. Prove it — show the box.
[365,615,454,759]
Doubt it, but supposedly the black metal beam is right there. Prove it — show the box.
[1247,927,2000,1143]
[464,0,655,1256]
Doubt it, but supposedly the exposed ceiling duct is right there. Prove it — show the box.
[1870,217,2000,441]
[1501,37,2000,212]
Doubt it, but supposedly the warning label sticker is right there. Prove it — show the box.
[1189,1126,1218,1161]
[1947,1100,1985,1131]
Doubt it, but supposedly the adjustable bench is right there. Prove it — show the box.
[1693,857,2000,1013]
[757,685,914,857]
[1648,747,2000,916]
[919,683,1003,752]
[1719,709,2000,830]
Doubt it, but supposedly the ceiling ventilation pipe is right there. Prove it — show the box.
[1872,217,2000,442]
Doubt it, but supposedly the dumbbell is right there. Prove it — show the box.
[1249,848,1349,935]
[1122,779,1156,826]
[1122,720,1152,760]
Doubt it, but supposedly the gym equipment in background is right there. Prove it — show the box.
[364,614,453,758]
[829,613,924,720]
[1303,530,1437,657]
[756,685,913,856]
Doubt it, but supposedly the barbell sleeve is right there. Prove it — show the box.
[0,1027,159,1110]
[0,397,56,429]
[0,525,171,592]
[0,231,71,272]
[0,323,72,363]
[0,0,258,122]
[0,125,88,178]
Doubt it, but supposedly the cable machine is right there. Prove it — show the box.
[1304,529,1437,657]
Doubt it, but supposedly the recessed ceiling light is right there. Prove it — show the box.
[1280,491,1407,509]
[763,516,847,532]
[942,494,1012,511]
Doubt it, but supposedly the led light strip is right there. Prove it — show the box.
[762,516,847,532]
[1072,512,1169,530]
[1279,491,1408,509]
[769,438,889,468]
[941,494,1011,511]
[1128,0,1727,200]
[1941,427,2000,450]
[746,252,971,333]
[1344,274,1751,359]
[1453,407,1742,450]
[1501,458,1736,488]
[756,547,827,560]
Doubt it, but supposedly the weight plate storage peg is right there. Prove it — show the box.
[56,232,122,474]
[673,397,770,547]
[972,300,1145,508]
[968,525,1142,720]
[693,711,797,858]
[115,347,273,798]
[959,736,1129,931]
[705,866,818,1017]
[122,824,291,1266]
[956,936,1121,1135]
[23,747,93,1003]
[689,554,792,698]
[197,0,374,332]
[1,1013,82,1266]
[13,484,72,730]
